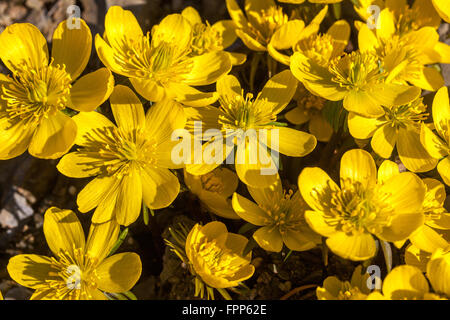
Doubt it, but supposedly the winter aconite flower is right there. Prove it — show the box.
[181,6,246,65]
[298,149,425,261]
[95,6,231,107]
[0,20,114,159]
[184,167,240,219]
[316,265,371,300]
[290,48,421,118]
[7,207,142,300]
[348,97,438,172]
[232,176,320,252]
[57,85,185,226]
[226,0,292,52]
[420,87,450,186]
[357,19,450,91]
[185,70,317,188]
[367,264,448,300]
[166,221,255,299]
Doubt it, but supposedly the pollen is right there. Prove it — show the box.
[295,34,335,66]
[383,98,428,129]
[77,126,158,178]
[1,62,72,126]
[191,22,222,56]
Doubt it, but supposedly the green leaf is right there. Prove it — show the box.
[108,227,129,256]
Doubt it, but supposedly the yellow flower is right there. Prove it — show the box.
[354,0,441,31]
[285,84,333,142]
[279,0,342,3]
[186,222,254,291]
[184,167,240,219]
[298,149,425,261]
[348,97,438,172]
[181,6,246,65]
[95,6,231,107]
[426,247,450,298]
[165,221,255,299]
[226,0,292,51]
[367,264,448,300]
[269,9,348,67]
[185,70,317,188]
[232,176,320,252]
[57,85,185,226]
[357,16,450,91]
[432,0,450,23]
[420,86,450,186]
[290,48,421,118]
[7,207,142,300]
[0,20,114,159]
[316,265,371,300]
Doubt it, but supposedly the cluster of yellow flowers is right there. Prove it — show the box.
[1,0,450,300]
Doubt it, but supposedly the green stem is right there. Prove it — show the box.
[108,228,129,256]
[379,239,392,273]
[267,53,277,79]
[332,3,342,20]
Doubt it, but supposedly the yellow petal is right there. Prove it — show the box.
[145,98,186,142]
[427,249,450,296]
[226,0,248,29]
[419,123,448,160]
[253,225,283,252]
[285,106,310,125]
[344,90,384,118]
[130,77,167,103]
[0,23,48,71]
[85,220,120,262]
[0,118,35,160]
[95,34,131,77]
[378,211,424,242]
[432,86,450,140]
[181,6,202,25]
[348,112,384,139]
[110,85,145,133]
[270,19,305,50]
[217,74,242,102]
[7,254,53,289]
[142,168,180,210]
[51,19,91,80]
[432,0,450,22]
[305,210,336,237]
[183,51,232,86]
[96,252,142,293]
[231,193,270,226]
[69,68,114,112]
[282,227,318,251]
[371,124,397,158]
[267,127,317,157]
[404,244,430,272]
[166,82,218,107]
[152,14,192,51]
[413,0,442,28]
[298,167,339,212]
[340,149,377,189]
[228,52,247,66]
[358,24,378,52]
[376,9,396,41]
[115,170,142,226]
[372,84,421,107]
[77,175,119,213]
[254,70,298,115]
[201,193,240,219]
[214,167,239,198]
[410,225,449,253]
[437,157,450,186]
[91,182,120,224]
[235,29,267,51]
[377,160,399,184]
[382,265,429,299]
[211,20,238,49]
[409,67,444,91]
[43,207,85,257]
[104,6,143,48]
[72,111,115,146]
[247,177,283,207]
[380,172,425,213]
[57,152,102,178]
[28,111,77,159]
[326,232,377,261]
[327,20,351,57]
[397,127,439,172]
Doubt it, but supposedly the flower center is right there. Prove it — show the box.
[246,6,287,46]
[1,62,72,126]
[191,22,223,55]
[45,248,100,300]
[113,33,193,83]
[297,86,326,114]
[314,179,393,235]
[295,34,335,66]
[329,51,384,90]
[77,126,157,177]
[337,282,364,300]
[383,98,428,129]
